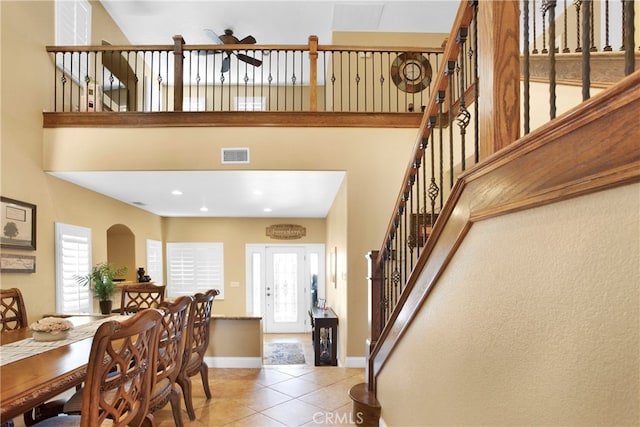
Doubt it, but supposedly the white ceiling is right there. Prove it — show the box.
[99,1,458,45]
[57,1,457,218]
[50,171,346,218]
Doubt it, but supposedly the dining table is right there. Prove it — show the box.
[0,314,124,424]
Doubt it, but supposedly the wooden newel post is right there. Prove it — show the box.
[173,35,185,112]
[366,250,383,389]
[308,35,319,112]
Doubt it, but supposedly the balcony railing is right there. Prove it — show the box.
[46,37,447,114]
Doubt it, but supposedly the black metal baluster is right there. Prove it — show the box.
[340,51,345,112]
[355,51,360,111]
[604,0,613,51]
[563,0,571,52]
[53,53,58,112]
[436,90,445,210]
[533,0,539,53]
[427,116,440,218]
[164,50,169,111]
[414,157,421,258]
[400,187,413,278]
[542,2,549,53]
[81,53,87,112]
[367,51,372,112]
[457,27,471,169]
[392,216,400,309]
[575,0,583,52]
[446,60,455,189]
[623,0,635,75]
[544,0,557,119]
[291,50,296,111]
[582,0,591,100]
[524,1,531,134]
[589,0,597,51]
[420,137,428,248]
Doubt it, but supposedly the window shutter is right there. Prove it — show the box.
[55,223,92,314]
[55,0,91,86]
[166,243,224,299]
[55,0,91,46]
[146,239,163,285]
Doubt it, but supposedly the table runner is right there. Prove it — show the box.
[0,315,129,367]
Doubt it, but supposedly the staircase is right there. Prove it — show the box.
[352,0,639,424]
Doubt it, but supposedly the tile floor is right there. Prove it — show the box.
[12,333,364,427]
[152,333,365,427]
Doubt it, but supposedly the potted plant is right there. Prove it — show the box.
[75,262,128,314]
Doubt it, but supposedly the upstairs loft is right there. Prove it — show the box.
[43,0,639,130]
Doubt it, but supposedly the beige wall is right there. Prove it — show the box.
[208,317,263,358]
[325,177,348,362]
[163,216,326,316]
[377,183,640,426]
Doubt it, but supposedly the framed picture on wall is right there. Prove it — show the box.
[0,253,36,273]
[1,197,36,250]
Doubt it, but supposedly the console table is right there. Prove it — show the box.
[311,307,338,366]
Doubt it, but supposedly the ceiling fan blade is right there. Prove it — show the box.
[238,35,256,44]
[203,28,222,44]
[221,56,231,73]
[236,53,262,67]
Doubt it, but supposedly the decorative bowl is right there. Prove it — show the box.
[32,330,70,342]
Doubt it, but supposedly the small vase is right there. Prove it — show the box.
[99,300,113,315]
[32,330,69,342]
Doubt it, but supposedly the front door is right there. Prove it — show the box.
[265,246,307,333]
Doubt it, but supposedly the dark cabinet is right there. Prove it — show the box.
[311,307,338,366]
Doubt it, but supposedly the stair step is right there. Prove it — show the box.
[349,383,381,426]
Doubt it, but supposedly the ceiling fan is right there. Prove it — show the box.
[203,28,263,73]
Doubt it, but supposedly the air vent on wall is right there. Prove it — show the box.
[221,148,250,164]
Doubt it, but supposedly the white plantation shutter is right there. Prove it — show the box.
[55,223,92,314]
[56,0,91,46]
[55,0,91,86]
[146,239,163,285]
[166,243,224,299]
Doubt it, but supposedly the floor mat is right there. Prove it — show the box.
[263,342,306,365]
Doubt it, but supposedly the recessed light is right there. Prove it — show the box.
[263,207,272,213]
[252,190,263,196]
[200,206,209,212]
[171,190,183,196]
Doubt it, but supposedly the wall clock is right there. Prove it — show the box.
[391,52,432,93]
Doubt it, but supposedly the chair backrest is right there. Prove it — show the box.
[80,308,162,427]
[0,288,28,332]
[154,296,192,387]
[182,289,219,368]
[120,283,166,314]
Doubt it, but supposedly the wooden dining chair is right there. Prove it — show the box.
[32,309,162,427]
[143,295,192,427]
[0,288,28,332]
[119,283,166,315]
[176,289,219,421]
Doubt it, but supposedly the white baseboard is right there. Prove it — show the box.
[204,356,263,368]
[344,356,366,368]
